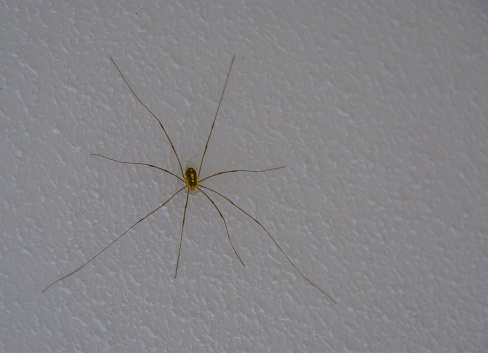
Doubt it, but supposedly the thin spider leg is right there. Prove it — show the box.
[91,154,184,183]
[198,55,235,177]
[198,187,245,266]
[175,189,190,279]
[110,57,184,177]
[200,185,336,304]
[200,166,286,183]
[43,186,186,293]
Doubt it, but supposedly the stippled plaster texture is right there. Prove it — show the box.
[1,1,487,352]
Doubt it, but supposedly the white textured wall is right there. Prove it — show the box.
[1,1,487,352]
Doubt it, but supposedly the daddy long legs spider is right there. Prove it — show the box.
[43,55,335,303]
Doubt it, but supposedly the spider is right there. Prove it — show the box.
[43,55,335,303]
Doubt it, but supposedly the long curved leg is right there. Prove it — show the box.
[198,187,245,266]
[110,57,184,177]
[175,189,190,279]
[91,154,184,183]
[198,55,235,177]
[200,166,286,183]
[43,186,186,292]
[200,185,336,303]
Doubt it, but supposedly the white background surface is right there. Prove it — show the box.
[1,1,487,352]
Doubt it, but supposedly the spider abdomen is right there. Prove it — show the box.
[184,167,199,191]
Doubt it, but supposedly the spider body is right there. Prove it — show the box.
[184,167,198,191]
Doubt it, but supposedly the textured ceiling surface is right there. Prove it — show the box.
[1,1,487,351]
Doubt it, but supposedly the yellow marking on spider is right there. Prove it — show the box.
[184,167,198,191]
